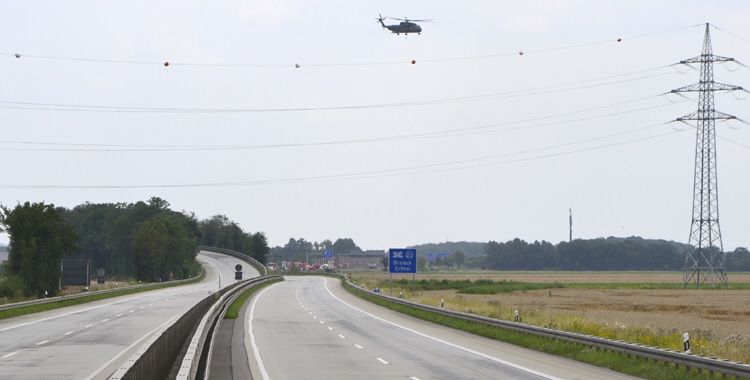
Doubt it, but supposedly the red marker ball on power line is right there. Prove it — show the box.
[15,53,20,58]
[519,51,524,56]
[164,62,169,67]
[617,38,622,42]
[411,60,416,64]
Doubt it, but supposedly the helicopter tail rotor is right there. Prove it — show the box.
[375,13,386,28]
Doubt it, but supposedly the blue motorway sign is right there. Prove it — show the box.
[389,248,417,274]
[323,249,333,259]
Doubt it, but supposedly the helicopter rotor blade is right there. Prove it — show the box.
[386,16,433,22]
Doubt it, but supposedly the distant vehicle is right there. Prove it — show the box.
[376,14,432,35]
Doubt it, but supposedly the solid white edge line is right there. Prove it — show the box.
[82,314,180,380]
[248,283,279,380]
[323,278,565,380]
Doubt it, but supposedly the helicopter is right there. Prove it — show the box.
[376,14,432,35]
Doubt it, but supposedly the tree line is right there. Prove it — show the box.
[0,198,268,298]
[480,236,750,272]
[270,237,361,262]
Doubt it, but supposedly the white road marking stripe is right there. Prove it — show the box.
[327,327,333,330]
[2,352,18,358]
[82,313,182,380]
[85,324,93,328]
[409,377,421,380]
[376,357,390,365]
[354,344,364,349]
[64,331,74,335]
[338,334,346,339]
[248,284,280,380]
[0,293,147,332]
[116,314,123,317]
[320,321,324,324]
[102,319,109,322]
[128,310,134,313]
[36,340,49,346]
[313,316,317,319]
[323,279,565,380]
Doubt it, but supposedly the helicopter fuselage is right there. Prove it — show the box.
[378,19,422,35]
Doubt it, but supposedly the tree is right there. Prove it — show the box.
[132,215,198,282]
[0,202,79,297]
[453,251,466,269]
[332,238,360,254]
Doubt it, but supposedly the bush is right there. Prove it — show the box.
[0,274,28,301]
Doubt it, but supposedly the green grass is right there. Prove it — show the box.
[0,271,206,320]
[343,280,740,380]
[224,278,283,319]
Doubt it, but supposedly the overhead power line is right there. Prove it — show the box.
[0,96,688,152]
[0,67,676,114]
[0,124,684,189]
[1,24,704,68]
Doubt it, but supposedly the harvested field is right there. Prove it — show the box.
[350,271,750,362]
[478,287,750,338]
[353,271,750,284]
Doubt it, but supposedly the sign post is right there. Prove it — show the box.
[389,248,417,296]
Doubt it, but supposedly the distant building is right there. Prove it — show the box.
[337,250,385,269]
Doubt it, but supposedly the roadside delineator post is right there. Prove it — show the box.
[683,332,691,354]
[514,310,519,323]
[440,299,444,308]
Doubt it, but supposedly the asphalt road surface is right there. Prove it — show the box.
[246,276,643,380]
[0,251,255,380]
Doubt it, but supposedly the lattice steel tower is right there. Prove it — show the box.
[672,23,744,288]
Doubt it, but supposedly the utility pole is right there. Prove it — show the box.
[671,23,746,288]
[569,208,572,243]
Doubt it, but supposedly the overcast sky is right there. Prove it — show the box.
[1,1,749,252]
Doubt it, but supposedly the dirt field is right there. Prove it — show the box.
[353,272,750,339]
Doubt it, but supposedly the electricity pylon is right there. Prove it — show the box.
[671,24,745,288]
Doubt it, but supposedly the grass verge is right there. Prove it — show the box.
[0,270,206,320]
[224,278,284,319]
[343,280,740,380]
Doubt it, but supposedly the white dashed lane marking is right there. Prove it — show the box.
[376,357,390,365]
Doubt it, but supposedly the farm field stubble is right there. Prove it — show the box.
[350,271,750,363]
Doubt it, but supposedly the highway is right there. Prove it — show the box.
[246,276,643,380]
[0,251,255,380]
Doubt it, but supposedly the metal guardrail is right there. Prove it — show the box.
[176,275,281,380]
[108,275,279,380]
[342,278,750,379]
[198,246,267,276]
[0,270,203,313]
